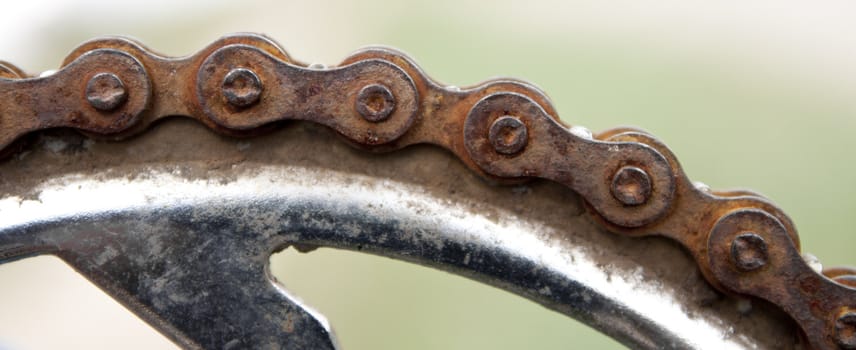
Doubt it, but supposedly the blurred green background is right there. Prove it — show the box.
[1,0,855,349]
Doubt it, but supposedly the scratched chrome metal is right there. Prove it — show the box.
[0,122,796,349]
[2,34,855,348]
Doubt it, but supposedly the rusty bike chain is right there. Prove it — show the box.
[0,33,855,349]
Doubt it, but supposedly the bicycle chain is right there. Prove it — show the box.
[1,33,854,349]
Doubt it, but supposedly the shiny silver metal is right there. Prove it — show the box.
[0,121,796,349]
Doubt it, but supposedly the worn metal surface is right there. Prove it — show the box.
[0,121,798,349]
[0,33,854,348]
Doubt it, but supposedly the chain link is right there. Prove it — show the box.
[1,33,854,349]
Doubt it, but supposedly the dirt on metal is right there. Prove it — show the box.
[0,33,853,349]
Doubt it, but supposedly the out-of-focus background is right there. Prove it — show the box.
[1,1,856,349]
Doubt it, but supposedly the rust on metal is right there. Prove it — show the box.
[355,83,396,123]
[730,232,769,271]
[0,33,853,349]
[221,67,263,108]
[836,311,856,349]
[826,267,856,288]
[610,165,652,206]
[85,72,128,111]
[488,115,528,155]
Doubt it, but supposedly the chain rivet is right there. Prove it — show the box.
[356,84,396,122]
[730,232,769,271]
[5,37,856,350]
[610,166,652,206]
[86,73,127,111]
[222,68,263,108]
[488,115,528,155]
[836,311,856,349]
